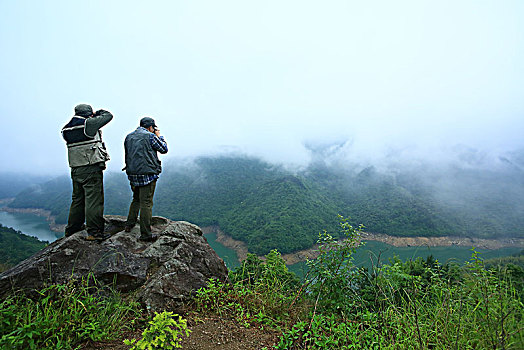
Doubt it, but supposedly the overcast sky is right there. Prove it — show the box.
[0,0,523,174]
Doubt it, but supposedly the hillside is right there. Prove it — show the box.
[4,152,524,255]
[0,224,47,268]
[220,175,339,254]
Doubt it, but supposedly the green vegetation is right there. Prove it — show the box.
[303,216,364,314]
[0,275,141,350]
[1,217,522,349]
[6,156,524,255]
[196,217,524,349]
[3,154,523,348]
[195,250,302,329]
[7,175,74,225]
[0,263,10,273]
[484,250,524,296]
[220,176,339,254]
[485,249,524,270]
[124,311,190,350]
[0,224,47,267]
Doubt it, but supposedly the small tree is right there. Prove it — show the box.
[306,215,364,315]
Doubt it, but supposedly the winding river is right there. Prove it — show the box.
[0,208,520,274]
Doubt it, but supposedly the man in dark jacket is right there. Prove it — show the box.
[124,117,168,242]
[62,104,113,241]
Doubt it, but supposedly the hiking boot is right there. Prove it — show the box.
[84,232,111,242]
[124,225,134,233]
[138,234,158,242]
[65,224,85,237]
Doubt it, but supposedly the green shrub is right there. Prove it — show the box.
[271,216,523,350]
[353,250,523,349]
[124,311,190,350]
[274,313,381,350]
[196,250,302,329]
[305,215,364,315]
[194,216,524,350]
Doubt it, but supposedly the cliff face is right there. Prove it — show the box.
[0,215,228,312]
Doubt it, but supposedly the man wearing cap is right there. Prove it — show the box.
[62,104,113,241]
[123,117,168,242]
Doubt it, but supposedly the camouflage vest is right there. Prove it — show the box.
[61,116,110,168]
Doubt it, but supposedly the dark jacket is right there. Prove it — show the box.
[124,127,162,175]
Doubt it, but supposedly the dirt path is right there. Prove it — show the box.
[80,314,279,350]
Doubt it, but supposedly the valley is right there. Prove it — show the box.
[1,207,521,270]
[1,153,523,267]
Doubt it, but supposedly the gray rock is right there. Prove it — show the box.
[0,215,228,312]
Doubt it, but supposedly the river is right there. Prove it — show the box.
[286,240,522,277]
[204,231,241,269]
[0,208,60,243]
[0,209,520,273]
[201,233,521,276]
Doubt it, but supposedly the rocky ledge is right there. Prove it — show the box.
[0,215,228,312]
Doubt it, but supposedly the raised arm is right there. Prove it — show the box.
[85,109,113,137]
[149,133,168,154]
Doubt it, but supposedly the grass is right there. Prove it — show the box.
[0,274,141,350]
[1,217,523,349]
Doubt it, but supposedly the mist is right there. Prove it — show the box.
[0,1,523,175]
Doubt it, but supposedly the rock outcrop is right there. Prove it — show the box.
[0,215,228,312]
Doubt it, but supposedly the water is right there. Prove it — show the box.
[0,208,243,267]
[0,209,60,243]
[204,231,241,269]
[204,232,522,276]
[354,241,521,268]
[287,241,522,277]
[1,209,520,273]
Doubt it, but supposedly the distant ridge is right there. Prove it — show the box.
[3,152,524,255]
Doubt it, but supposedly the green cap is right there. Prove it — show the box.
[74,104,93,117]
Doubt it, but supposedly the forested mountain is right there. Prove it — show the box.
[0,173,49,199]
[5,175,77,224]
[0,224,47,267]
[5,153,524,255]
[220,175,339,254]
